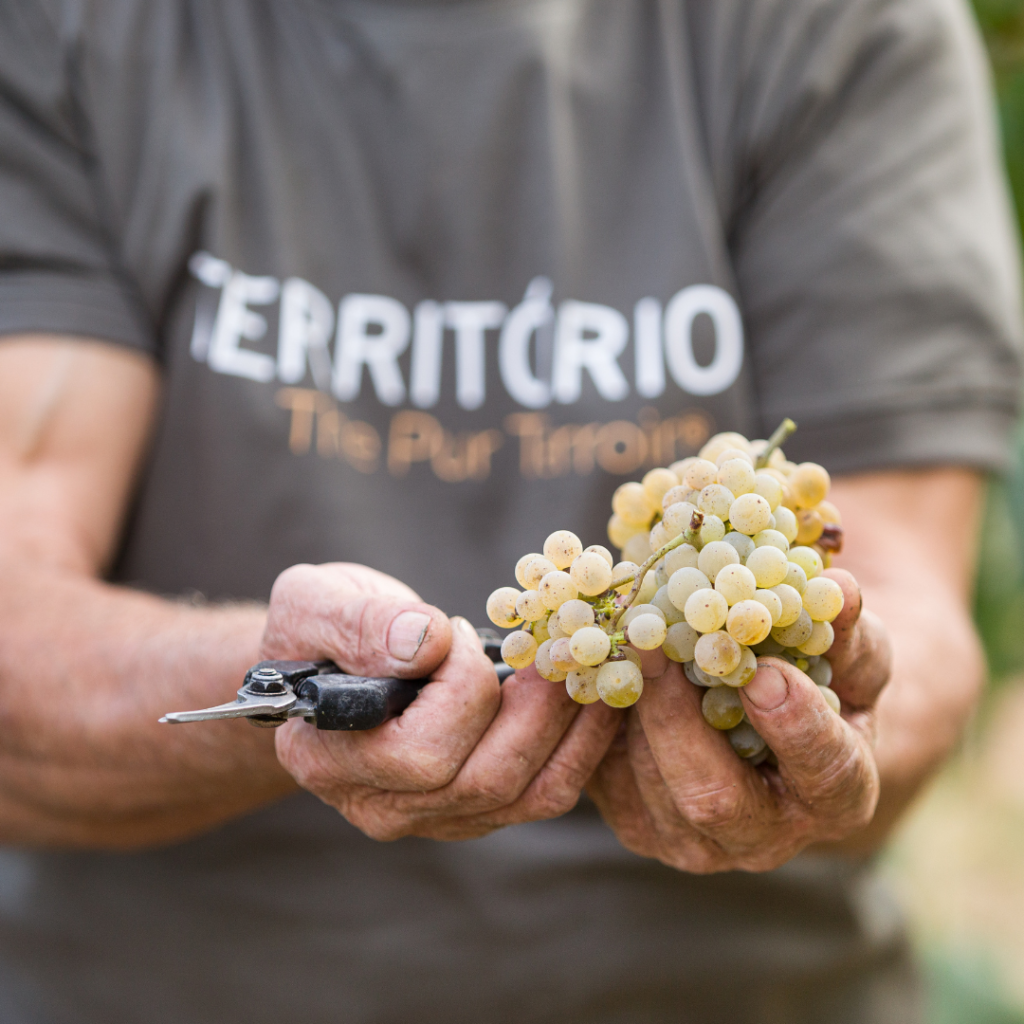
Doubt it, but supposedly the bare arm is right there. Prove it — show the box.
[824,467,984,852]
[0,336,292,848]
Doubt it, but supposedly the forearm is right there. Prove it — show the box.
[821,469,984,854]
[0,555,295,850]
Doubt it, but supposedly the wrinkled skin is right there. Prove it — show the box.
[269,563,619,840]
[587,569,891,872]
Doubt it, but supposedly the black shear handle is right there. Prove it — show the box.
[297,675,424,731]
[298,660,516,731]
[248,634,514,732]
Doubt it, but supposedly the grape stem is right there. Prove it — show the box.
[756,418,797,469]
[608,510,704,631]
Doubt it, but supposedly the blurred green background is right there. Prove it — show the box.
[885,7,1024,1022]
[972,0,1024,682]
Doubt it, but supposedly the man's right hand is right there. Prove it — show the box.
[268,563,619,840]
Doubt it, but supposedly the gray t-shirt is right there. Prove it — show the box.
[0,0,1019,1021]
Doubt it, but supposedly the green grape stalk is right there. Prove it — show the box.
[486,420,848,764]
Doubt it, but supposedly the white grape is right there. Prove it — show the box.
[808,658,833,687]
[751,635,785,657]
[566,666,601,704]
[662,622,700,663]
[719,644,758,687]
[622,533,652,565]
[795,509,825,546]
[729,492,772,536]
[683,588,729,633]
[751,588,783,624]
[628,613,668,650]
[668,457,698,481]
[612,482,655,526]
[661,486,692,511]
[728,721,767,759]
[695,630,742,676]
[653,586,686,625]
[621,602,666,627]
[486,587,523,628]
[702,686,745,730]
[643,467,680,505]
[802,576,844,622]
[649,520,675,549]
[532,617,551,644]
[636,570,659,605]
[544,530,583,570]
[700,433,749,462]
[715,446,753,468]
[557,599,595,635]
[539,571,578,611]
[612,561,640,594]
[797,619,834,656]
[570,626,612,666]
[515,589,547,623]
[549,637,579,670]
[515,553,542,589]
[608,513,645,550]
[620,647,643,670]
[684,660,715,687]
[546,608,567,639]
[501,630,538,670]
[723,531,755,560]
[752,529,789,552]
[698,484,736,520]
[769,583,803,627]
[700,515,727,545]
[788,546,823,580]
[717,458,756,496]
[715,563,757,606]
[753,472,783,511]
[654,563,670,589]
[597,660,644,707]
[663,501,697,537]
[584,544,615,568]
[726,599,773,646]
[684,458,719,491]
[819,684,841,714]
[523,555,558,589]
[772,505,799,544]
[665,544,700,575]
[771,608,814,648]
[534,639,568,682]
[570,551,614,596]
[790,462,830,508]
[745,544,789,588]
[784,561,807,594]
[697,540,740,583]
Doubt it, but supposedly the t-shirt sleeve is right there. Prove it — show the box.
[709,0,1024,472]
[0,2,154,353]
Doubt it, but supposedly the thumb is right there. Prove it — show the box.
[262,563,453,679]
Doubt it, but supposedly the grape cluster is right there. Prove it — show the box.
[486,420,847,764]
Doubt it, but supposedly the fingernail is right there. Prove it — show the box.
[453,616,479,641]
[745,665,789,711]
[388,612,431,662]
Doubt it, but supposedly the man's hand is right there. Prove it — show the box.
[587,569,891,872]
[269,563,619,841]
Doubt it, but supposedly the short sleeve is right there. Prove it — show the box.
[0,1,153,352]
[706,0,1024,472]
